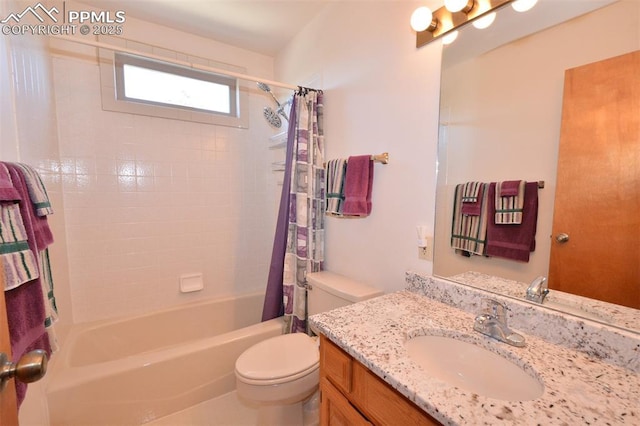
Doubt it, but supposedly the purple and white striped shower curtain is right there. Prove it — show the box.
[262,88,325,334]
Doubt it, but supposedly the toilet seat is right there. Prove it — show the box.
[235,333,319,386]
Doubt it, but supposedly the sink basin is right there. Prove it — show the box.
[405,335,544,401]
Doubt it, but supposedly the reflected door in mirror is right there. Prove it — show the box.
[550,50,640,309]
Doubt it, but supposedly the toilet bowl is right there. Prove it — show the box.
[235,333,319,425]
[235,271,383,425]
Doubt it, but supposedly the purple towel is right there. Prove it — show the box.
[4,164,53,406]
[485,182,539,262]
[0,163,21,201]
[461,183,485,216]
[342,155,374,216]
[499,180,522,197]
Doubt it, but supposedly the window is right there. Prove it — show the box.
[99,37,248,128]
[115,53,237,117]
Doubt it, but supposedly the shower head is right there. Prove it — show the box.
[263,106,282,128]
[257,81,271,93]
[257,81,283,108]
[257,81,290,125]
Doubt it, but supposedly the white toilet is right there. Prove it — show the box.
[234,271,383,425]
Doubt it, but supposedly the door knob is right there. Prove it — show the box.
[0,350,48,391]
[555,233,570,243]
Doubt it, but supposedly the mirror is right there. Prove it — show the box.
[433,0,640,333]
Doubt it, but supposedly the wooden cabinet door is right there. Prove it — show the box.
[1,261,19,426]
[550,50,640,308]
[319,335,441,426]
[319,335,352,394]
[320,377,372,426]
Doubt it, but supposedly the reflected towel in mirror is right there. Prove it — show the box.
[486,182,539,262]
[495,180,526,224]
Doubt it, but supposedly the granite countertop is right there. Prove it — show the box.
[309,290,640,425]
[449,271,640,332]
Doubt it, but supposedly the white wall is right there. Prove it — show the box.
[434,1,640,283]
[276,1,442,293]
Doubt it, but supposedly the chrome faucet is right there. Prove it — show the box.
[473,299,525,347]
[526,276,549,304]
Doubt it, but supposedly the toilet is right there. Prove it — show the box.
[234,271,383,425]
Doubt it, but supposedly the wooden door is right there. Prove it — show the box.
[1,260,19,425]
[549,50,640,309]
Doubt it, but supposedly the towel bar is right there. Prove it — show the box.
[323,152,389,168]
[371,152,389,164]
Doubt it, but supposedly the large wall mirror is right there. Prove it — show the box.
[433,0,639,333]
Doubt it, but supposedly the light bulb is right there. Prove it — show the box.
[472,12,496,29]
[444,0,473,13]
[512,0,538,12]
[411,6,434,32]
[442,31,458,45]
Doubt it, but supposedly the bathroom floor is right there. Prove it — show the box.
[145,391,258,425]
[145,390,320,426]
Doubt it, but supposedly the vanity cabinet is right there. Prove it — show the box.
[319,335,441,426]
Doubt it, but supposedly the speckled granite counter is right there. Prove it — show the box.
[449,271,640,332]
[309,276,640,425]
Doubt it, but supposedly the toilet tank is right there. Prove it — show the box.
[307,271,383,316]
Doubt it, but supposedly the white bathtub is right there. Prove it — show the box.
[46,292,283,425]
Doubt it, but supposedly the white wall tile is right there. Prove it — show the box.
[52,51,278,322]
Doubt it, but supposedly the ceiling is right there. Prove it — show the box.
[81,0,619,61]
[80,0,331,56]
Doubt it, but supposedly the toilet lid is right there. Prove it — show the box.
[235,333,319,381]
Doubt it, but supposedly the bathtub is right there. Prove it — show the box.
[45,291,283,425]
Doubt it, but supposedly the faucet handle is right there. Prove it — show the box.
[475,299,526,347]
[482,299,508,322]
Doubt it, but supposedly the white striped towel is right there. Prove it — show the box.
[325,159,347,216]
[451,182,489,256]
[40,248,59,351]
[0,203,40,290]
[495,180,526,224]
[10,163,53,216]
[461,181,482,203]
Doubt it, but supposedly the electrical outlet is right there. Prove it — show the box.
[418,247,427,260]
[418,237,434,261]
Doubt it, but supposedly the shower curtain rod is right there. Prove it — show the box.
[52,35,299,91]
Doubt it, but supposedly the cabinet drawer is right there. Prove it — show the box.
[320,335,352,393]
[351,361,440,426]
[320,377,372,426]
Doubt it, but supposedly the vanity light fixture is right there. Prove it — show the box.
[512,0,538,13]
[442,30,459,45]
[444,0,475,13]
[472,11,496,29]
[410,6,437,32]
[413,0,515,48]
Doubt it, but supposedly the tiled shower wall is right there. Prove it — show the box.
[52,48,279,323]
[1,0,73,337]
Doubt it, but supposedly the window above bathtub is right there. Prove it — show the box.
[99,36,249,128]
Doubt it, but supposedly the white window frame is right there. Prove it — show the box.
[114,52,238,117]
[99,37,249,128]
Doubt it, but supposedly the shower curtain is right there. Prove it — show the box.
[262,88,325,334]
